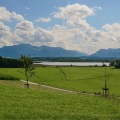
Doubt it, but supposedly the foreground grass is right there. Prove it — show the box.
[0,80,120,120]
[0,66,120,96]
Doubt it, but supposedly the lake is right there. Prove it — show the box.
[34,62,110,66]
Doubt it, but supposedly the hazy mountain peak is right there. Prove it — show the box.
[91,48,120,58]
[0,44,88,58]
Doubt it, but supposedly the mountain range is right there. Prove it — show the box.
[0,44,87,58]
[91,48,120,58]
[0,44,120,59]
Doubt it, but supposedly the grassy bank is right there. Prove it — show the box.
[0,80,120,120]
[0,66,120,96]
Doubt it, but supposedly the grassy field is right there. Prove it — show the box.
[0,80,120,120]
[0,66,120,96]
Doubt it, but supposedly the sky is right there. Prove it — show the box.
[0,0,120,54]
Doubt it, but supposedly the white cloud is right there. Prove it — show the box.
[53,3,94,19]
[16,20,34,30]
[25,7,29,10]
[0,7,24,22]
[50,3,120,54]
[0,4,120,54]
[53,3,95,31]
[12,11,24,21]
[0,21,11,35]
[102,23,120,43]
[0,7,11,21]
[0,21,22,47]
[35,17,51,22]
[0,21,11,45]
[102,23,120,32]
[0,20,54,48]
[14,20,53,44]
[34,28,53,42]
[49,21,120,54]
[67,18,90,29]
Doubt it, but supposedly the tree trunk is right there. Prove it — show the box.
[25,69,29,88]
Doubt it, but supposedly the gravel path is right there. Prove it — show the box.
[21,80,119,98]
[21,80,84,94]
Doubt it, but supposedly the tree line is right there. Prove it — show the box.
[0,55,120,69]
[110,59,120,68]
[33,57,111,62]
[0,56,23,68]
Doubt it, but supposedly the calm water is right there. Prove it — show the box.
[34,62,110,66]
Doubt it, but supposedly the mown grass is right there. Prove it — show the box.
[0,66,120,96]
[33,66,120,96]
[0,80,120,120]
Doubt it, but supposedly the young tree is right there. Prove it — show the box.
[103,66,110,97]
[20,55,35,88]
[115,59,120,68]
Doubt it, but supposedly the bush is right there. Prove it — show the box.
[0,74,20,80]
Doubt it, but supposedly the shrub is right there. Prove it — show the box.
[0,74,20,80]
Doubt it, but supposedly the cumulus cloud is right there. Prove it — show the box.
[0,7,24,21]
[50,3,120,54]
[50,22,120,54]
[35,17,51,22]
[102,23,120,32]
[11,11,24,21]
[0,21,23,47]
[0,21,11,46]
[50,4,98,53]
[0,6,53,47]
[0,19,53,47]
[102,23,120,43]
[53,3,95,31]
[0,21,11,36]
[54,3,94,19]
[0,4,120,54]
[14,20,53,44]
[16,20,34,30]
[67,18,90,29]
[0,4,98,53]
[34,28,53,42]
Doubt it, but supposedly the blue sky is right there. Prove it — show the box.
[0,0,120,54]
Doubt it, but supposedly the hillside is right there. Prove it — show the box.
[0,44,87,58]
[91,48,120,58]
[1,44,120,59]
[1,80,120,120]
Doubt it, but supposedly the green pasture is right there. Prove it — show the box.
[0,66,120,96]
[0,80,120,120]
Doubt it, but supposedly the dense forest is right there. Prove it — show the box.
[0,56,23,68]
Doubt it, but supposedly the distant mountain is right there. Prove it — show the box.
[91,48,120,58]
[0,44,87,58]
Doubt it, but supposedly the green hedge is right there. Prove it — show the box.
[0,74,20,80]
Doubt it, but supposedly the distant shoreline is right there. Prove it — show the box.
[34,61,110,67]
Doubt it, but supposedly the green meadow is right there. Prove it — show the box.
[0,66,120,96]
[0,80,120,120]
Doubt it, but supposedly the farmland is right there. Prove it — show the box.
[0,66,120,96]
[0,66,120,119]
